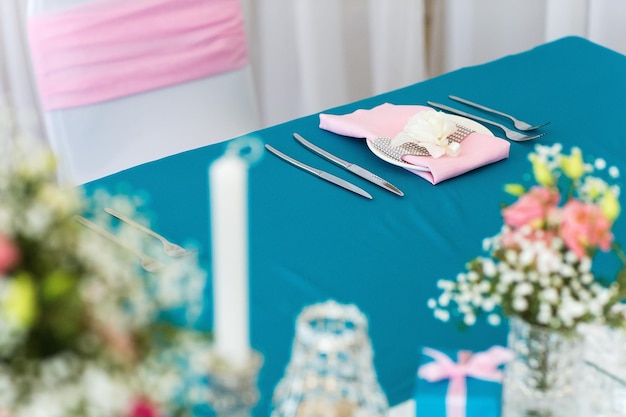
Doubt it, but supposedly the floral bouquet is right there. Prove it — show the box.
[0,136,211,417]
[429,143,626,331]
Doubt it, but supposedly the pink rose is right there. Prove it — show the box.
[0,235,20,275]
[560,200,613,258]
[502,186,560,228]
[128,397,161,417]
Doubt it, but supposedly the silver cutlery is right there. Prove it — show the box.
[105,207,196,258]
[75,215,165,273]
[264,144,373,200]
[293,133,404,197]
[449,95,550,131]
[427,102,546,142]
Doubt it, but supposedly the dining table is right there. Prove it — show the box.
[82,36,626,416]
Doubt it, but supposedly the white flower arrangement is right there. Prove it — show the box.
[391,109,460,158]
[0,134,211,417]
[429,144,626,331]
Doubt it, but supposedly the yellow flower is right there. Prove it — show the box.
[3,273,38,328]
[600,189,621,222]
[504,183,526,197]
[530,155,554,186]
[561,147,585,181]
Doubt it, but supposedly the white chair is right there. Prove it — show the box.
[26,0,261,185]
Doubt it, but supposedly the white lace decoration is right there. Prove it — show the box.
[391,110,461,158]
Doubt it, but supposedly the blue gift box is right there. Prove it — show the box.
[414,348,505,417]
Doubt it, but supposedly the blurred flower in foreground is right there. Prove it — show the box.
[0,135,211,416]
[0,235,19,275]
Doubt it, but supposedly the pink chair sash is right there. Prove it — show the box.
[28,0,249,110]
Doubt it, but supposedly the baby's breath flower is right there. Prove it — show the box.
[513,297,528,312]
[580,271,593,286]
[538,275,551,288]
[437,279,454,290]
[482,258,497,277]
[514,282,533,297]
[541,288,559,304]
[481,298,496,312]
[469,271,482,282]
[537,303,552,325]
[463,313,476,326]
[437,293,451,307]
[478,281,491,293]
[559,264,576,277]
[487,314,501,326]
[552,275,564,287]
[434,309,450,322]
[505,250,518,265]
[594,158,607,170]
[458,303,473,315]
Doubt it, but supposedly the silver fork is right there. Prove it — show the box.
[427,102,546,142]
[104,208,196,258]
[449,95,550,131]
[75,215,165,273]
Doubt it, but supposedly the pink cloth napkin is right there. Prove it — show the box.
[319,103,511,184]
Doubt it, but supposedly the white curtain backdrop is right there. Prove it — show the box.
[243,0,427,127]
[0,0,43,143]
[2,0,626,147]
[429,0,626,77]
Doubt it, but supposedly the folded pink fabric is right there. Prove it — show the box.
[28,0,248,110]
[319,103,510,184]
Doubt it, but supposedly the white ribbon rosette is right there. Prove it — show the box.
[391,110,461,158]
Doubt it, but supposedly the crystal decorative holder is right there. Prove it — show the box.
[580,323,626,416]
[271,300,388,417]
[502,317,583,417]
[206,349,264,417]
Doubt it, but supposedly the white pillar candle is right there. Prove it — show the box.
[209,152,250,368]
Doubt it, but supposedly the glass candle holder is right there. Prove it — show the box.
[206,350,263,417]
[271,300,388,417]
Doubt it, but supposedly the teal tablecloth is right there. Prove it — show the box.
[84,37,626,415]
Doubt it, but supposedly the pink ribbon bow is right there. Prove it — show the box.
[418,347,514,417]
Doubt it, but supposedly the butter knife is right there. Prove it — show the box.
[264,144,372,200]
[293,133,404,197]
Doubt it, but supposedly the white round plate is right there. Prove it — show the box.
[365,115,493,171]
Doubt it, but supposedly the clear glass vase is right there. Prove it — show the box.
[502,317,583,417]
[579,323,626,416]
[270,300,388,417]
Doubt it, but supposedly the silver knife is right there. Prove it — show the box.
[293,133,404,197]
[264,144,372,200]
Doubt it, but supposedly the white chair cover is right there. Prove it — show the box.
[27,0,261,185]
